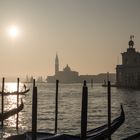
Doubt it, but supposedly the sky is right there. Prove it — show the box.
[0,0,140,79]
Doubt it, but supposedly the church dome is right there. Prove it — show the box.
[128,40,134,48]
[63,64,71,72]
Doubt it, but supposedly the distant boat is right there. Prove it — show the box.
[101,72,117,87]
[0,99,24,121]
[102,83,117,87]
[0,88,30,96]
[24,75,34,83]
[102,80,117,87]
[6,105,125,140]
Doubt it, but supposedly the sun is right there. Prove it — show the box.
[8,25,19,39]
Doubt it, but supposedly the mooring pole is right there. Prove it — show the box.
[32,85,37,140]
[55,80,59,134]
[33,79,35,87]
[108,81,111,140]
[1,77,5,128]
[16,78,20,130]
[81,80,88,140]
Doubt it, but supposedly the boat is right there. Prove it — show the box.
[102,83,117,87]
[122,132,140,140]
[102,80,117,87]
[6,105,125,140]
[0,99,24,121]
[0,88,30,96]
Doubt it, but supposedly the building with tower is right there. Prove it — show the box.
[47,54,116,83]
[116,36,140,88]
[47,54,80,83]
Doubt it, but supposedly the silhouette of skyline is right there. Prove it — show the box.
[47,54,116,83]
[0,0,140,78]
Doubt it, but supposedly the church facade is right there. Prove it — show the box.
[47,54,80,83]
[47,54,116,83]
[116,36,140,88]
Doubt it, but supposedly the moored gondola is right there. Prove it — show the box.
[122,132,140,140]
[0,99,24,121]
[6,105,125,140]
[0,88,30,96]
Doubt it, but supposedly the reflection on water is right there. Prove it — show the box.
[4,82,25,92]
[0,82,24,138]
[0,83,140,139]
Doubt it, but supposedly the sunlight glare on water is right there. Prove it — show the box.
[1,83,140,140]
[4,82,25,92]
[0,82,25,138]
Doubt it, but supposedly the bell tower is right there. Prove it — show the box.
[122,35,136,65]
[116,35,140,88]
[55,53,59,75]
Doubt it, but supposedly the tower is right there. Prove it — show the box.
[122,35,136,65]
[55,53,59,75]
[116,35,140,88]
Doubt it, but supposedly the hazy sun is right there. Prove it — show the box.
[8,25,19,39]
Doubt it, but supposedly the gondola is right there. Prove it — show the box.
[122,132,140,140]
[6,105,125,140]
[0,88,30,96]
[0,99,24,121]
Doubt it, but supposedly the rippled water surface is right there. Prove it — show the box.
[0,83,140,139]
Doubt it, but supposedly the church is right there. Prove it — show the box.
[116,36,140,88]
[47,54,80,83]
[47,54,116,83]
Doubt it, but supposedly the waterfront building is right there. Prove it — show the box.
[47,54,116,83]
[116,36,140,88]
[47,54,79,83]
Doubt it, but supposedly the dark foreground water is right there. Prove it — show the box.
[0,83,140,140]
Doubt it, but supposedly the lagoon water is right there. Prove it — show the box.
[0,83,140,139]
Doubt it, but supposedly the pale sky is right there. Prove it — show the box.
[0,0,140,78]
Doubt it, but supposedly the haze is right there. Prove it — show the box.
[0,0,140,79]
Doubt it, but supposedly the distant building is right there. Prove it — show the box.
[47,54,116,83]
[79,73,116,83]
[47,54,79,83]
[116,36,140,88]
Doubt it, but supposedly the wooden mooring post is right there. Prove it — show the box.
[1,77,5,128]
[55,80,59,134]
[32,80,37,140]
[16,78,20,130]
[107,81,111,140]
[81,80,88,140]
[91,79,93,88]
[33,79,35,87]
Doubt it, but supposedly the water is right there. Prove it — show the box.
[0,83,140,139]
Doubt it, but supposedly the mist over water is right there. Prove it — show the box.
[0,83,140,139]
